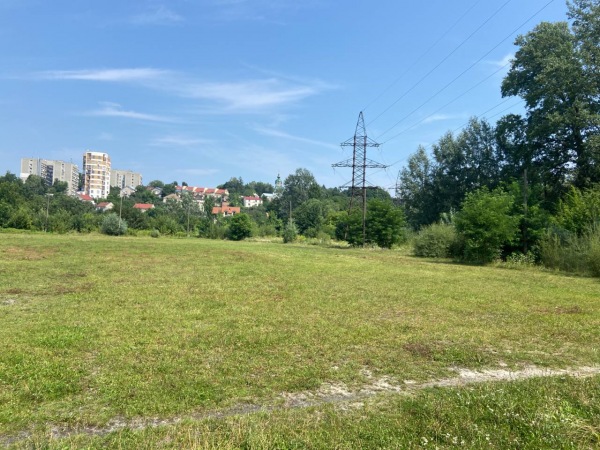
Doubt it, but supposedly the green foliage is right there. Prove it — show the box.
[282,221,297,243]
[101,213,128,236]
[540,225,600,277]
[552,185,600,235]
[48,209,73,234]
[150,229,160,238]
[455,188,521,263]
[413,223,457,258]
[338,200,406,248]
[198,217,227,240]
[294,198,328,236]
[149,215,182,235]
[226,213,253,241]
[7,207,33,230]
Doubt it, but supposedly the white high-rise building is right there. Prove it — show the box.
[83,151,111,199]
[20,158,80,195]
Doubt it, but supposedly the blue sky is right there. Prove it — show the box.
[0,0,570,191]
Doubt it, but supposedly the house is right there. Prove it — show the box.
[133,203,155,213]
[212,202,240,217]
[243,196,263,208]
[163,193,180,203]
[147,186,163,196]
[96,202,114,212]
[77,193,95,204]
[261,193,276,202]
[120,186,136,197]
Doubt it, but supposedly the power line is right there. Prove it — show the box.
[365,0,514,128]
[361,0,485,113]
[370,97,521,179]
[381,62,510,144]
[376,0,556,141]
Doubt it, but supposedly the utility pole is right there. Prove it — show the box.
[45,193,53,232]
[332,112,387,245]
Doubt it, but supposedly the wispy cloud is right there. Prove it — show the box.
[36,67,331,113]
[422,113,465,124]
[131,5,184,25]
[87,102,176,123]
[253,126,338,150]
[176,168,220,176]
[176,79,324,112]
[39,68,169,82]
[487,53,513,68]
[150,135,213,147]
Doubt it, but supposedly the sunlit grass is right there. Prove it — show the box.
[1,233,598,446]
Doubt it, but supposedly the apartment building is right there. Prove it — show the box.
[110,169,142,189]
[83,151,111,199]
[19,158,80,195]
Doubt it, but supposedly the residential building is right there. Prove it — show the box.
[20,158,80,195]
[133,203,155,212]
[96,202,114,212]
[212,202,240,217]
[243,196,263,208]
[83,151,111,199]
[111,169,142,189]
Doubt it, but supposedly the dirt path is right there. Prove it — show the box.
[3,365,600,446]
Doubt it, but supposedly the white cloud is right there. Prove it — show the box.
[253,126,338,150]
[422,114,465,124]
[176,168,220,176]
[37,67,331,113]
[175,79,323,112]
[40,68,169,82]
[150,135,213,147]
[87,102,176,123]
[131,5,184,25]
[488,53,514,68]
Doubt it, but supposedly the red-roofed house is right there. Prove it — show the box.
[96,201,114,212]
[77,193,95,203]
[243,196,262,208]
[133,203,155,212]
[212,203,240,217]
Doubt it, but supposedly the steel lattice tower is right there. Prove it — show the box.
[332,111,387,244]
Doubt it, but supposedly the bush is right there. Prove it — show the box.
[282,221,297,243]
[540,225,600,277]
[455,188,520,264]
[413,223,457,258]
[227,213,253,241]
[150,229,160,238]
[101,213,128,236]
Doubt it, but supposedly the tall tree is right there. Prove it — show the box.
[502,20,599,190]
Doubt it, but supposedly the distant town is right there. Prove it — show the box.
[19,151,282,214]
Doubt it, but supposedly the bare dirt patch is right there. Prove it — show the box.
[4,364,598,447]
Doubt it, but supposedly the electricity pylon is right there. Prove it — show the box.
[332,111,387,245]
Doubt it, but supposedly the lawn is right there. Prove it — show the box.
[0,233,599,448]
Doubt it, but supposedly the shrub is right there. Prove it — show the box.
[540,225,600,277]
[282,221,297,243]
[101,213,128,236]
[150,229,160,238]
[227,213,253,241]
[413,223,457,258]
[454,188,520,264]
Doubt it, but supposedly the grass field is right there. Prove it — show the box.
[1,233,599,448]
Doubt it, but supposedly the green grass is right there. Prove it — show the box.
[1,233,599,447]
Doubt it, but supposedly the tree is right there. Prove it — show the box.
[279,168,322,220]
[397,146,436,229]
[502,20,600,190]
[227,213,253,241]
[337,200,406,248]
[101,213,128,236]
[294,198,328,236]
[454,188,521,263]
